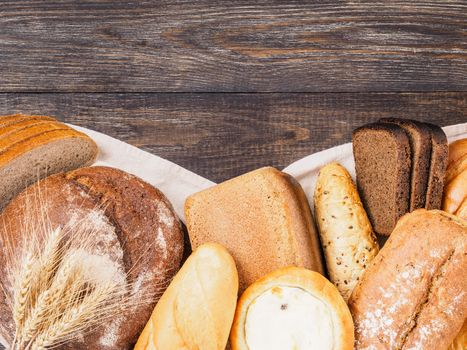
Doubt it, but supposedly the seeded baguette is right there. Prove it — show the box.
[314,162,379,301]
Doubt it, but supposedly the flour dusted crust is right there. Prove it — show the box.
[349,209,467,350]
[230,267,354,350]
[0,166,184,349]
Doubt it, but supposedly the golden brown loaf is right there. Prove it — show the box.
[231,267,354,350]
[0,166,184,350]
[135,243,238,350]
[0,114,98,210]
[185,167,324,292]
[349,209,467,350]
[314,162,379,301]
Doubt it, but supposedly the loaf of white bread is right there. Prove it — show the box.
[231,267,354,350]
[135,243,238,350]
[185,167,324,292]
[0,114,98,210]
[349,209,466,350]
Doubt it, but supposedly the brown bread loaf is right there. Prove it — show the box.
[352,123,411,235]
[349,210,467,350]
[379,118,432,211]
[0,166,184,350]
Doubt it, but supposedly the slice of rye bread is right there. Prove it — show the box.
[425,123,448,210]
[0,129,98,210]
[0,121,70,153]
[353,122,411,236]
[0,114,54,127]
[379,118,432,211]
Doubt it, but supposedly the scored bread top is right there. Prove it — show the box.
[349,209,467,350]
[352,123,411,236]
[0,114,55,127]
[185,167,324,292]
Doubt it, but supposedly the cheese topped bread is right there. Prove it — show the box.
[231,267,354,350]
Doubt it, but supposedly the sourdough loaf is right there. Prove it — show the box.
[349,210,467,350]
[0,115,98,210]
[352,123,411,236]
[0,166,184,349]
[185,167,324,292]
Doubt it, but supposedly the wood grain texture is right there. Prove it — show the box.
[0,92,464,182]
[0,1,466,92]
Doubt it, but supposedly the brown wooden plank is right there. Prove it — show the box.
[0,92,465,182]
[0,1,466,92]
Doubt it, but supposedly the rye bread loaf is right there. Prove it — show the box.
[379,118,432,211]
[0,166,184,350]
[352,123,411,236]
[185,167,324,292]
[425,123,448,210]
[349,210,467,350]
[0,116,98,210]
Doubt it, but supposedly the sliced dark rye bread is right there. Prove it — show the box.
[0,129,98,210]
[353,123,411,236]
[379,118,432,211]
[425,123,448,210]
[0,114,54,127]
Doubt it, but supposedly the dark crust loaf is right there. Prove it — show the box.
[0,166,184,349]
[379,118,432,211]
[348,209,467,350]
[425,123,448,210]
[353,122,411,236]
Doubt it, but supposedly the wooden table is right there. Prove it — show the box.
[0,1,465,183]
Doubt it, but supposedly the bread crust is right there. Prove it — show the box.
[443,169,467,214]
[349,209,467,350]
[448,138,467,168]
[425,123,448,210]
[134,243,238,350]
[0,114,54,127]
[185,167,324,292]
[0,166,184,349]
[230,266,354,350]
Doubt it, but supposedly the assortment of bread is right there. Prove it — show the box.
[0,114,465,350]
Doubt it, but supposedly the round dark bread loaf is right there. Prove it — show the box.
[0,166,184,349]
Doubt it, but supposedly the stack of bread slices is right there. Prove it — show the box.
[353,118,448,236]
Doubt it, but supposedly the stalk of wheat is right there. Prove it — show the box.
[2,195,159,350]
